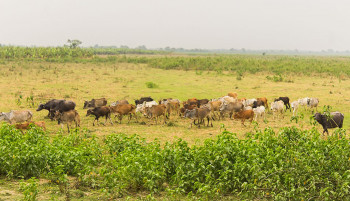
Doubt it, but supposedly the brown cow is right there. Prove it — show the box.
[187,98,198,106]
[183,107,213,128]
[110,104,137,124]
[233,110,254,126]
[54,110,80,132]
[209,101,222,119]
[257,97,268,108]
[145,104,167,124]
[228,92,238,98]
[86,106,113,126]
[15,121,46,131]
[84,98,107,109]
[166,101,180,117]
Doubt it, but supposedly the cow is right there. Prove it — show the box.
[49,100,76,120]
[219,102,244,119]
[244,106,253,111]
[15,121,46,131]
[166,101,181,118]
[86,106,113,126]
[54,110,80,133]
[159,98,180,105]
[314,112,344,134]
[252,99,265,108]
[233,110,254,126]
[271,100,285,119]
[0,110,33,124]
[274,97,291,112]
[110,100,129,107]
[135,97,154,105]
[218,96,236,105]
[228,92,238,99]
[197,99,209,108]
[182,98,197,106]
[298,97,309,110]
[291,101,299,116]
[110,104,137,124]
[243,99,257,107]
[136,101,158,114]
[83,98,107,109]
[257,97,268,108]
[183,107,213,128]
[253,106,265,121]
[36,99,63,118]
[307,98,319,112]
[144,104,167,124]
[209,100,222,119]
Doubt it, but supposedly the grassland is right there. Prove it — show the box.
[0,58,348,143]
[1,53,350,200]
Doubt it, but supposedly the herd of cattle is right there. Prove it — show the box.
[0,92,345,134]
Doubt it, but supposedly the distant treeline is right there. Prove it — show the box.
[2,46,350,76]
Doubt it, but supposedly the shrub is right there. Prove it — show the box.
[145,82,159,88]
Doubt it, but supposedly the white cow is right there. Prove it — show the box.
[307,98,319,111]
[298,97,309,110]
[0,110,33,124]
[291,101,299,116]
[253,106,265,121]
[270,101,284,119]
[218,96,236,105]
[244,106,253,111]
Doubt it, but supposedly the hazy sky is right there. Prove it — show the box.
[1,0,350,50]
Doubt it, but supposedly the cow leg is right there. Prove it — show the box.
[119,115,123,124]
[134,113,138,122]
[67,124,70,133]
[241,119,246,127]
[108,114,113,125]
[229,112,233,119]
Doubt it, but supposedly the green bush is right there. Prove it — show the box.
[1,124,350,200]
[145,82,159,88]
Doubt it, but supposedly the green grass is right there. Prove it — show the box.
[0,59,349,144]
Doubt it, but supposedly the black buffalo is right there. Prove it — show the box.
[49,100,76,120]
[314,112,344,134]
[274,97,291,111]
[37,99,64,118]
[135,97,154,105]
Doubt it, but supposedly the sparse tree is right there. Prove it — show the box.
[66,39,82,48]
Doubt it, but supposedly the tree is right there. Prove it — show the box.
[66,39,82,48]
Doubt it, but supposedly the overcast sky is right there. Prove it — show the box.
[1,0,350,51]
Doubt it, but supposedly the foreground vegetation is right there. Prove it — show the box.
[0,124,349,200]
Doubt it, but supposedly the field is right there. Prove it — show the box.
[1,53,350,200]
